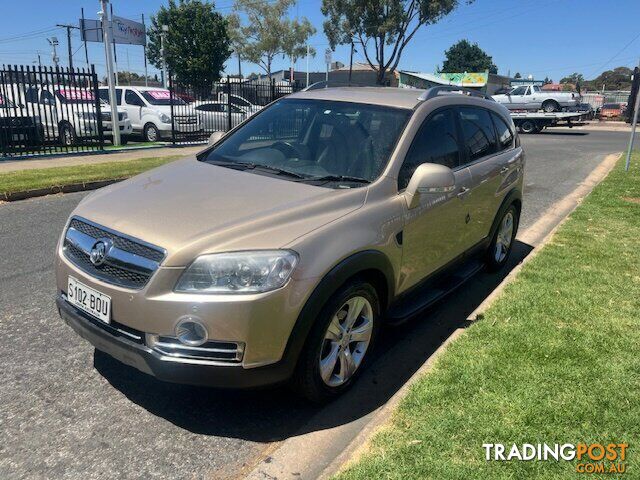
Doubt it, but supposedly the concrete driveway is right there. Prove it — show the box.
[0,130,632,479]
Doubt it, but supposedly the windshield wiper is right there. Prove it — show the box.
[207,160,306,179]
[299,174,371,184]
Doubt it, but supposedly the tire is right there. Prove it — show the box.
[143,123,160,142]
[485,204,519,272]
[542,100,560,113]
[59,123,77,146]
[120,135,129,145]
[519,120,537,134]
[293,279,380,403]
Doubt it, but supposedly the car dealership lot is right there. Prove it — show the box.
[0,130,631,479]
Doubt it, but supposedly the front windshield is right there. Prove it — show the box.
[140,90,186,106]
[201,98,411,186]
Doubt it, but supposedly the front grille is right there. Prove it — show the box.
[69,218,165,263]
[63,217,165,289]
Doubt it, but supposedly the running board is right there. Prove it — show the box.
[386,259,484,325]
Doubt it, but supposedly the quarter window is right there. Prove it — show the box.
[491,112,514,151]
[398,109,461,189]
[458,107,497,163]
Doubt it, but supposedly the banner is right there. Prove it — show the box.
[80,16,146,46]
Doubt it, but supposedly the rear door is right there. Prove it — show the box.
[399,108,474,290]
[457,106,517,244]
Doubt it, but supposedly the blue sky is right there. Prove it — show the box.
[1,0,639,81]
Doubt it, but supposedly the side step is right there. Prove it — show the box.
[385,259,484,325]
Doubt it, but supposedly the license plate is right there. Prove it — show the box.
[67,276,111,324]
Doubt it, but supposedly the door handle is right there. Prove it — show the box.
[457,186,470,198]
[500,166,510,174]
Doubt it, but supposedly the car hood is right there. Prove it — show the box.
[72,157,367,266]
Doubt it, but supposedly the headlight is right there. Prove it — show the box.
[159,113,171,123]
[175,250,299,294]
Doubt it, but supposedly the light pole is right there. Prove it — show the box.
[99,0,121,146]
[160,24,169,88]
[48,37,60,67]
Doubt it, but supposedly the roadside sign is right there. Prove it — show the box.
[325,48,332,65]
[80,16,146,45]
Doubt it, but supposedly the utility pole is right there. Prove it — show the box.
[48,37,60,67]
[34,51,42,68]
[306,44,309,87]
[625,65,640,172]
[348,41,354,85]
[56,24,80,69]
[160,24,169,88]
[99,0,120,146]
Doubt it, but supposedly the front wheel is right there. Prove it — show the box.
[294,280,380,403]
[143,123,160,142]
[59,123,77,146]
[485,205,519,272]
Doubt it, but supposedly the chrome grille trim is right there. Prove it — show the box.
[147,335,244,363]
[63,216,166,289]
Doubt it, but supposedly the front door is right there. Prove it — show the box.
[506,86,528,109]
[124,89,144,131]
[398,108,473,292]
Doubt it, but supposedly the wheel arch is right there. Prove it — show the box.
[489,188,522,241]
[280,250,395,372]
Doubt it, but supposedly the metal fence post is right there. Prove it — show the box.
[226,75,232,132]
[168,70,176,145]
[91,65,105,150]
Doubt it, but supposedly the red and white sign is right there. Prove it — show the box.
[57,89,95,101]
[147,90,172,100]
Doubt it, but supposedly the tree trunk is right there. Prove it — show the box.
[376,66,386,85]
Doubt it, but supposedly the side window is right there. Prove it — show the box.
[491,112,514,151]
[98,89,121,104]
[458,107,497,163]
[510,86,527,96]
[25,88,39,103]
[125,90,144,106]
[398,109,461,190]
[40,90,55,105]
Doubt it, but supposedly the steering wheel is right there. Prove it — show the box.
[272,140,305,159]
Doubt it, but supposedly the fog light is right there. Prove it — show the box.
[175,316,208,346]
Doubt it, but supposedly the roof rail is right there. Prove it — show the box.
[418,85,494,102]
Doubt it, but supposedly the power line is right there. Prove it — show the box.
[586,31,640,78]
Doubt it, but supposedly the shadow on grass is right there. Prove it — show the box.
[94,240,534,443]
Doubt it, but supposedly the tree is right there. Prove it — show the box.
[230,0,316,80]
[441,40,497,74]
[514,72,522,79]
[322,0,471,85]
[147,0,231,91]
[582,66,633,91]
[560,72,584,84]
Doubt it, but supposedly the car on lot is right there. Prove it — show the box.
[191,100,246,132]
[55,86,524,402]
[598,103,624,120]
[566,102,595,120]
[98,86,201,142]
[217,93,263,116]
[0,94,44,147]
[492,85,580,112]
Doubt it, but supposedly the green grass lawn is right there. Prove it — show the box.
[0,155,182,195]
[337,154,640,479]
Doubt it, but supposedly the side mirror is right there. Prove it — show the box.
[208,131,225,146]
[405,163,455,209]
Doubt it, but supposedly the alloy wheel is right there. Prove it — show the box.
[319,296,373,387]
[494,211,514,263]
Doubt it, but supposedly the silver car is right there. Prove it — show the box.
[493,85,580,112]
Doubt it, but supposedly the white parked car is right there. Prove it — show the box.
[217,93,263,116]
[492,85,580,112]
[191,100,246,132]
[14,85,132,145]
[99,86,201,142]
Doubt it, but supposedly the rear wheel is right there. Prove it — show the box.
[294,279,379,403]
[485,205,519,271]
[519,120,538,134]
[542,100,560,113]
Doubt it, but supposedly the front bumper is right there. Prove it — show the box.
[56,294,295,388]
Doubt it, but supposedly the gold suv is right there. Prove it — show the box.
[55,86,524,402]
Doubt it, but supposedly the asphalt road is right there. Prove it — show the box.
[0,130,631,479]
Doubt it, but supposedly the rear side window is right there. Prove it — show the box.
[399,108,461,189]
[458,107,497,163]
[491,112,514,151]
